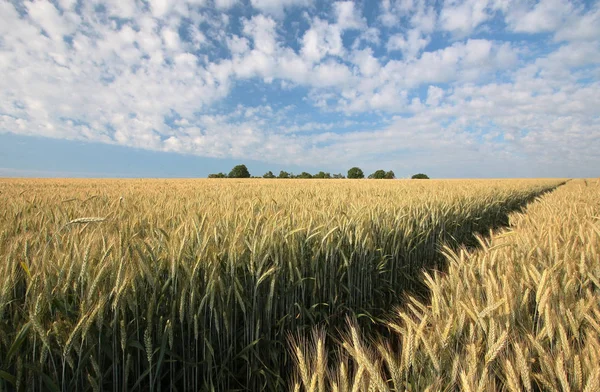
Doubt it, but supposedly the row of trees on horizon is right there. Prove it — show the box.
[209,165,430,179]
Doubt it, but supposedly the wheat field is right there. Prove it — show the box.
[0,178,566,391]
[292,179,600,391]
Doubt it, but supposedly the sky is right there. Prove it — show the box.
[0,0,599,178]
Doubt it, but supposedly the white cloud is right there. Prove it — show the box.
[26,1,79,40]
[149,0,172,18]
[276,49,311,83]
[0,2,233,151]
[227,35,250,54]
[506,0,573,33]
[463,39,492,65]
[350,48,381,77]
[249,0,312,18]
[333,1,366,30]
[100,0,140,19]
[162,28,182,51]
[384,39,515,87]
[353,27,381,48]
[313,60,353,87]
[146,0,208,19]
[236,50,277,78]
[214,0,239,10]
[387,29,430,58]
[243,14,278,55]
[411,4,436,33]
[188,25,208,48]
[300,18,344,63]
[58,0,78,11]
[439,0,491,35]
[532,41,600,82]
[380,0,437,31]
[379,0,403,27]
[426,85,444,106]
[379,0,436,60]
[554,5,600,42]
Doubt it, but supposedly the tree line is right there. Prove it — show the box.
[209,165,429,179]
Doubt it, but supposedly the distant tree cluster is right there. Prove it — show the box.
[209,165,419,180]
[368,169,395,179]
[208,165,252,178]
[209,165,347,179]
[269,171,346,179]
[411,173,430,179]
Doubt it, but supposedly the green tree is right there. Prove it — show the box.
[208,172,227,178]
[384,170,395,179]
[278,170,290,179]
[347,167,364,179]
[369,169,386,179]
[263,171,276,178]
[411,173,430,179]
[332,173,345,179]
[314,171,331,179]
[298,172,313,179]
[228,164,251,178]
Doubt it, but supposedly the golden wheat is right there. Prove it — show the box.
[293,179,600,391]
[0,178,562,391]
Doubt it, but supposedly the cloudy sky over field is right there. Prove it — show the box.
[0,0,599,177]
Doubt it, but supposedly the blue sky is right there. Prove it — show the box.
[0,0,599,178]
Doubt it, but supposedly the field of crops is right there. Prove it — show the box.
[293,179,600,391]
[0,178,567,391]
